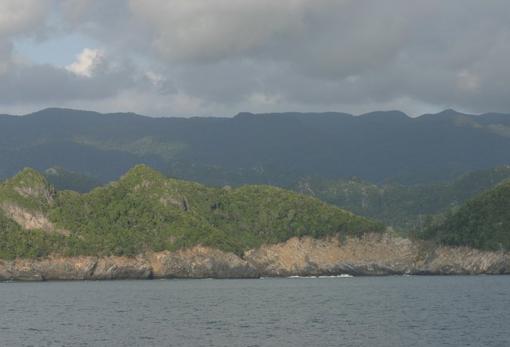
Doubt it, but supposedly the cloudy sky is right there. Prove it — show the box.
[1,0,510,117]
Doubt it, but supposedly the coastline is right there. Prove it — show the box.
[1,234,509,281]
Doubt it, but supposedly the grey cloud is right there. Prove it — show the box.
[0,0,52,68]
[2,0,510,116]
[0,0,51,38]
[0,61,137,104]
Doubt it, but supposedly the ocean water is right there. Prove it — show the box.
[1,276,509,347]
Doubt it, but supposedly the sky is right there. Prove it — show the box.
[1,0,510,117]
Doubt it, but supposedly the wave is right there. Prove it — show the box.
[287,274,353,279]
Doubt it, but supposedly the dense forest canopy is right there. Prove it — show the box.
[0,166,383,259]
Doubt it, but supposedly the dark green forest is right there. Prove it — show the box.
[3,108,510,186]
[424,180,510,251]
[293,166,510,232]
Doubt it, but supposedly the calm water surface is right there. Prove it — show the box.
[1,276,509,347]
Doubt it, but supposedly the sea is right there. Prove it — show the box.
[1,276,509,347]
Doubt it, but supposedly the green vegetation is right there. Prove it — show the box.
[0,212,66,259]
[294,166,510,232]
[3,107,510,186]
[424,181,510,251]
[73,136,188,161]
[42,162,510,236]
[0,166,383,259]
[0,168,55,211]
[0,168,67,259]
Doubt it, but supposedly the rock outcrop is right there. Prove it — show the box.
[150,246,258,279]
[1,233,509,281]
[90,256,152,280]
[245,234,420,276]
[0,204,69,236]
[245,234,510,276]
[414,246,510,275]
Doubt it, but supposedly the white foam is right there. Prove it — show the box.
[287,274,353,279]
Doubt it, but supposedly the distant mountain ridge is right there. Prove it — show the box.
[1,107,510,186]
[294,165,510,231]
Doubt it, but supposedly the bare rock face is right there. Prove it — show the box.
[29,257,97,280]
[0,204,70,236]
[1,233,510,281]
[3,259,44,281]
[245,234,421,276]
[244,234,510,276]
[149,246,258,279]
[415,246,510,275]
[0,256,151,281]
[91,256,152,280]
[0,260,12,281]
[1,257,95,281]
[14,185,53,204]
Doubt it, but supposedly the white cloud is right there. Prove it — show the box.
[65,48,104,77]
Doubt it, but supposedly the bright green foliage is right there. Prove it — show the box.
[424,181,510,250]
[0,212,67,259]
[0,165,383,259]
[0,169,66,259]
[205,185,377,249]
[0,168,54,211]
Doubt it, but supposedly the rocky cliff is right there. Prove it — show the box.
[1,233,509,281]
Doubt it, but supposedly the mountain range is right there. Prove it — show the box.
[2,108,510,187]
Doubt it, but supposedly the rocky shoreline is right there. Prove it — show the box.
[1,234,509,281]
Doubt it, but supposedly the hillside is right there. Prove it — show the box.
[294,166,510,231]
[0,166,383,260]
[2,108,510,186]
[42,165,510,234]
[424,180,510,250]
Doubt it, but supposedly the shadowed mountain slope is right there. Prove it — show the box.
[1,108,510,185]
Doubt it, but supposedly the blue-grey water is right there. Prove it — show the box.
[1,276,509,347]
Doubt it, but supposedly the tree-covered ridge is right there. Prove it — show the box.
[0,167,55,210]
[424,180,510,251]
[294,165,510,231]
[3,107,510,186]
[0,166,384,259]
[41,164,510,235]
[0,168,66,259]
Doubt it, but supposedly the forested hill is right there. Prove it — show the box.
[1,108,510,186]
[424,179,510,251]
[0,165,383,259]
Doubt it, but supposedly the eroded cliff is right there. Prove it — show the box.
[1,233,509,281]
